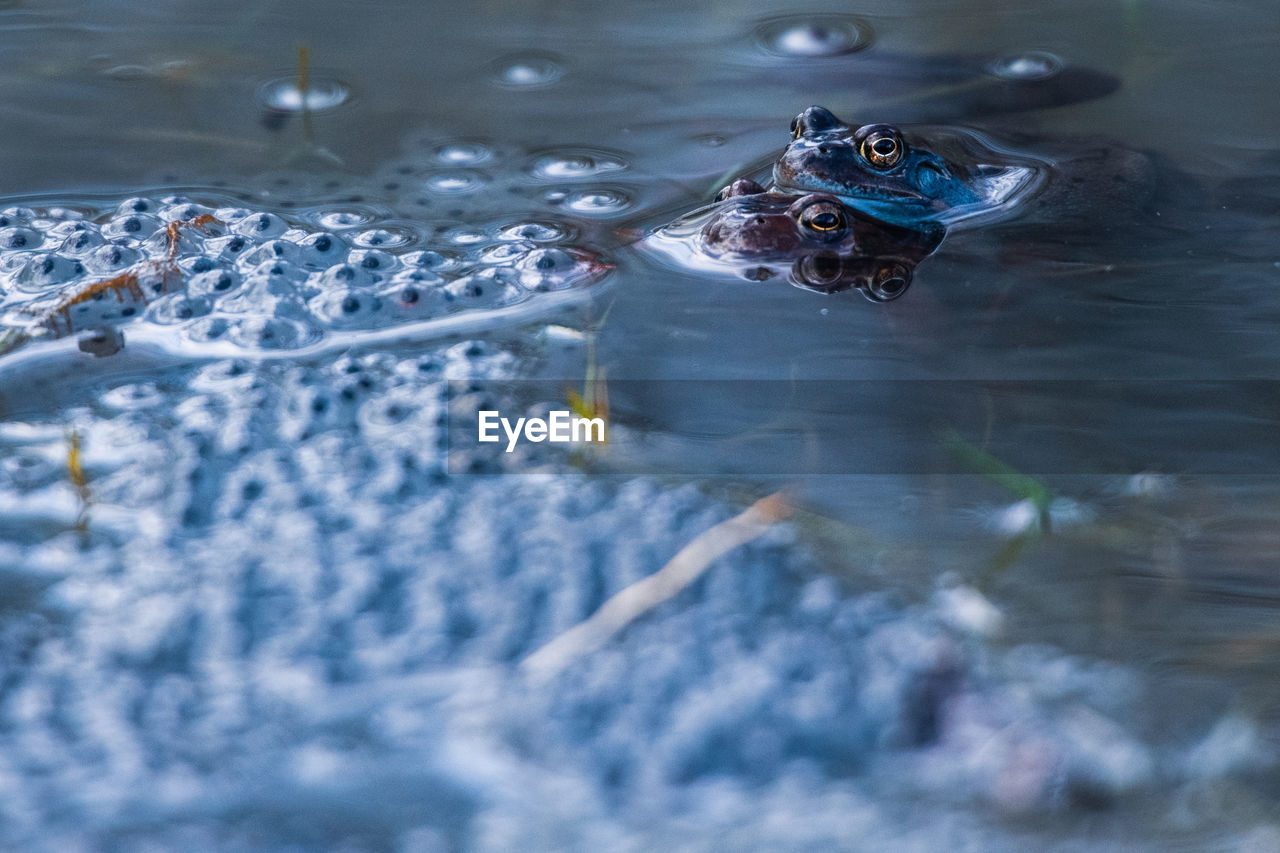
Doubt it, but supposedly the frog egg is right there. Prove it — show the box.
[478,240,534,265]
[237,239,302,271]
[175,255,224,276]
[227,315,318,350]
[158,199,216,223]
[755,14,873,57]
[205,233,254,262]
[0,207,35,226]
[231,211,289,239]
[44,218,90,241]
[529,149,627,181]
[308,287,386,328]
[13,253,85,291]
[401,249,460,271]
[490,52,565,88]
[146,291,214,324]
[0,226,45,250]
[115,197,157,216]
[102,212,163,241]
[188,268,242,299]
[498,221,571,243]
[296,232,348,269]
[423,171,488,194]
[59,226,105,256]
[317,262,377,290]
[442,267,520,306]
[348,248,396,274]
[515,247,597,291]
[383,271,446,311]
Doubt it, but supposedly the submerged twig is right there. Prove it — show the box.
[521,492,789,683]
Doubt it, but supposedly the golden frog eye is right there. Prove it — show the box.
[797,199,846,234]
[857,126,903,169]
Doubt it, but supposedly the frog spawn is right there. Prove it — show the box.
[0,196,611,354]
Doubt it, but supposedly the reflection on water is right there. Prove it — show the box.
[0,0,1279,849]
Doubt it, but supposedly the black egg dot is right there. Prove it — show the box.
[361,255,380,269]
[311,396,329,413]
[341,295,361,314]
[192,257,214,272]
[107,247,123,265]
[335,266,354,281]
[402,287,420,304]
[227,236,246,252]
[241,480,263,500]
[177,305,193,319]
[39,256,54,275]
[121,306,136,317]
[535,253,557,270]
[213,274,232,291]
[123,217,141,233]
[72,234,88,249]
[9,234,27,248]
[271,243,286,256]
[256,215,271,231]
[314,235,332,252]
[269,264,284,276]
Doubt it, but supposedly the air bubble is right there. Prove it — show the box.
[257,74,351,112]
[988,50,1064,81]
[755,14,873,57]
[491,52,565,88]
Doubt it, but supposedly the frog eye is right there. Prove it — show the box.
[856,124,904,169]
[795,199,847,237]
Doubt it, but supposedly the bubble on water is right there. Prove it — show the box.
[491,52,565,88]
[529,150,628,180]
[424,171,489,195]
[147,292,214,324]
[497,221,571,243]
[435,142,495,165]
[755,14,873,57]
[987,50,1064,81]
[552,188,632,216]
[257,75,351,112]
[695,133,727,148]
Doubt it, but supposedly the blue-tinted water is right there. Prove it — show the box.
[1,1,1279,849]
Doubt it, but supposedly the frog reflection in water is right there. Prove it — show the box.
[773,105,1043,227]
[649,177,943,300]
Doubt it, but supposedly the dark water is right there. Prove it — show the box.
[1,0,1280,850]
